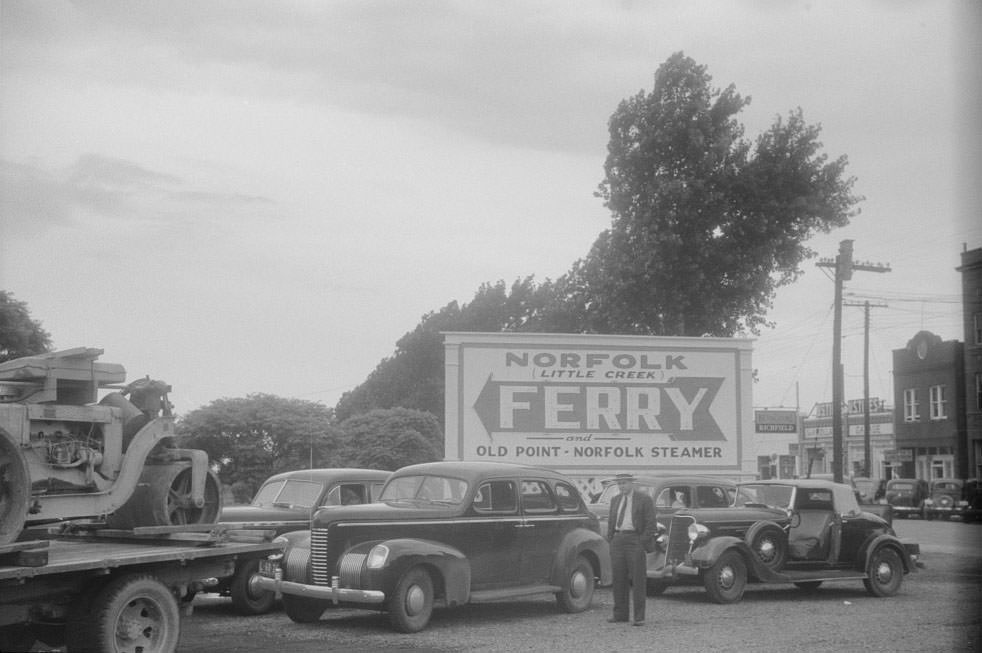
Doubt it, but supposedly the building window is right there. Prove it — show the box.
[929,385,948,420]
[975,313,982,345]
[976,373,982,411]
[903,388,919,422]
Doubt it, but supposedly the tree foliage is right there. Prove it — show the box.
[0,291,52,363]
[335,52,860,421]
[334,407,443,470]
[177,393,338,493]
[588,52,861,336]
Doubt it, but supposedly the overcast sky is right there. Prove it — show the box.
[2,1,980,419]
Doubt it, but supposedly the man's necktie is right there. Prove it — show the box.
[616,494,628,529]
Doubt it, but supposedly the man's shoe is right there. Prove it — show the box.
[607,617,628,623]
[632,620,645,627]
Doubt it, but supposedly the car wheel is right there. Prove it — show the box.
[746,524,786,571]
[230,559,278,615]
[388,566,434,633]
[645,579,669,596]
[793,581,823,592]
[556,555,595,613]
[282,595,328,623]
[702,550,747,604]
[863,547,904,597]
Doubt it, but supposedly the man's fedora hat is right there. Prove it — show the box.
[613,473,636,482]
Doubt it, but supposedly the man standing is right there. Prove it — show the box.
[607,473,657,626]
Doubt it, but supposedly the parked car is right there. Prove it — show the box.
[216,468,390,614]
[589,475,736,535]
[884,478,930,519]
[852,477,887,503]
[255,461,612,632]
[922,478,967,520]
[961,478,982,523]
[645,479,922,603]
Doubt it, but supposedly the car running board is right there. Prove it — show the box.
[469,584,563,602]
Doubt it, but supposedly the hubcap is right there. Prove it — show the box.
[875,560,894,583]
[569,569,588,598]
[758,539,775,562]
[115,597,164,651]
[718,565,735,589]
[405,584,426,615]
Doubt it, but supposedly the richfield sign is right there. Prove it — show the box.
[444,333,754,472]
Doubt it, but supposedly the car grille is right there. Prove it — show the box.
[665,515,695,565]
[339,553,366,588]
[310,528,330,585]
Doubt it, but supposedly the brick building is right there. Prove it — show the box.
[958,246,982,477]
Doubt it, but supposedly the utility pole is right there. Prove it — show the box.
[845,300,888,477]
[817,240,890,483]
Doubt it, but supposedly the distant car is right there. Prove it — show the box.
[852,477,887,503]
[922,478,967,520]
[589,475,736,536]
[217,468,390,614]
[645,479,922,603]
[255,461,612,632]
[961,478,982,523]
[884,478,930,519]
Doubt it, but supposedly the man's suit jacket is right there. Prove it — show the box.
[607,490,657,550]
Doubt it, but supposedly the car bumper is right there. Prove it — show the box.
[254,575,386,605]
[891,506,920,516]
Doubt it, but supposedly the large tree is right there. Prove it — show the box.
[0,291,52,363]
[177,393,338,494]
[587,52,861,336]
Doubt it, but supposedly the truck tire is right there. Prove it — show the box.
[702,550,747,604]
[555,555,594,613]
[66,573,180,653]
[0,428,30,545]
[230,559,277,615]
[388,566,434,633]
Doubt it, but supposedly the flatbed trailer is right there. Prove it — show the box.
[0,524,283,653]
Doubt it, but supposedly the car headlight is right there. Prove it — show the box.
[687,523,709,542]
[366,544,390,569]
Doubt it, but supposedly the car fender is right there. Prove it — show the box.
[690,535,752,568]
[550,527,612,587]
[352,538,471,607]
[858,534,912,573]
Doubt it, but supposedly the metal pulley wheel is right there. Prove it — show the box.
[108,462,222,529]
[0,428,30,545]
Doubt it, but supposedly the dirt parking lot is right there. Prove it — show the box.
[172,519,980,653]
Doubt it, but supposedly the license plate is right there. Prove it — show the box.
[259,559,280,578]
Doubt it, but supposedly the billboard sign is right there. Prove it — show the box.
[444,332,754,473]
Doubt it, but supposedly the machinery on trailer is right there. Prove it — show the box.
[0,347,222,544]
[0,348,283,652]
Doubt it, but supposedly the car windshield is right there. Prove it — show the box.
[251,479,323,509]
[379,474,469,505]
[735,484,793,509]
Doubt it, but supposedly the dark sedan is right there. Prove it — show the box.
[255,461,611,632]
[217,468,390,614]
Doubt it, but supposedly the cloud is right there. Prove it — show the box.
[0,154,274,238]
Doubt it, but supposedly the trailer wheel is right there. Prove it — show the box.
[230,559,277,615]
[66,574,180,653]
[0,428,30,545]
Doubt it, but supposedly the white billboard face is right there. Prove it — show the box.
[445,334,752,472]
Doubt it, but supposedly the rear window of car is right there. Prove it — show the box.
[889,482,914,491]
[521,480,558,514]
[553,482,582,512]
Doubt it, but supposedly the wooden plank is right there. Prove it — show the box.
[0,541,51,568]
